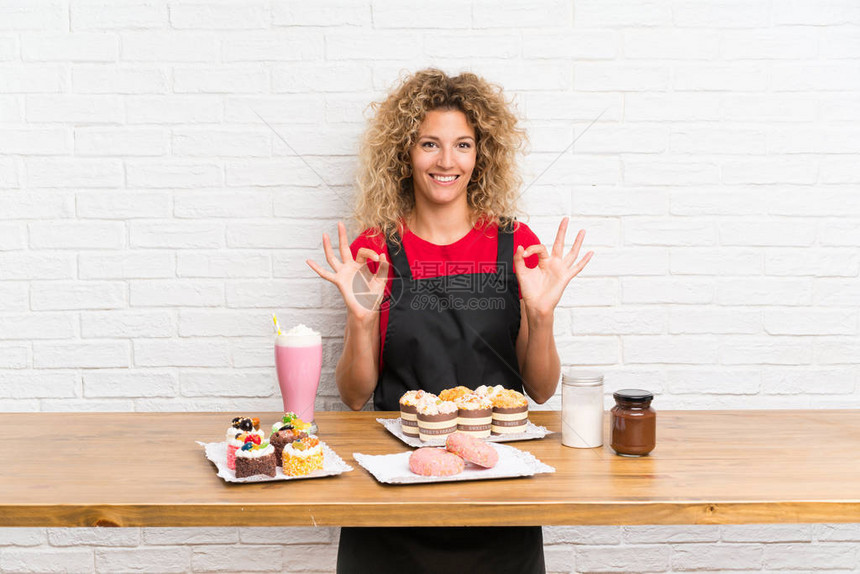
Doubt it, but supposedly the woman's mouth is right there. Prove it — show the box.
[430,174,459,184]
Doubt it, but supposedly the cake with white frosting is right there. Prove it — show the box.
[234,440,276,478]
[282,436,324,476]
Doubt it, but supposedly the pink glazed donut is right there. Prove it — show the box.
[445,432,499,469]
[408,447,465,477]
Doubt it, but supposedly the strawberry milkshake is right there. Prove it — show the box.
[275,323,322,426]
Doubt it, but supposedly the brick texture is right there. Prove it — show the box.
[1,0,859,569]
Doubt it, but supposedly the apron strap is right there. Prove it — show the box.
[384,235,412,281]
[496,219,515,271]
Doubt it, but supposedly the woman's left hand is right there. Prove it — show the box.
[513,217,593,318]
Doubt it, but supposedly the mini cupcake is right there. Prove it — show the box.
[234,437,277,478]
[439,386,472,402]
[455,393,493,438]
[491,389,529,435]
[399,390,426,438]
[282,436,324,477]
[271,412,312,436]
[270,424,308,466]
[416,395,458,442]
[225,417,264,470]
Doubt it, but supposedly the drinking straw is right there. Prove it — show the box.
[272,313,282,336]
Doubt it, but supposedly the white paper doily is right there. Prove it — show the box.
[198,441,353,484]
[354,443,555,485]
[378,417,552,448]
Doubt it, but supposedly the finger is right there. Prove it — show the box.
[523,244,550,266]
[337,221,352,264]
[375,253,390,280]
[551,217,569,258]
[355,247,380,266]
[322,233,342,272]
[567,250,594,279]
[306,259,337,283]
[513,245,527,275]
[564,229,586,267]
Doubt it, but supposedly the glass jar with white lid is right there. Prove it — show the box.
[561,371,604,448]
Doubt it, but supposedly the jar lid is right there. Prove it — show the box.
[562,370,604,386]
[613,389,654,402]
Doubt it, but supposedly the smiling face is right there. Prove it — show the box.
[409,109,477,212]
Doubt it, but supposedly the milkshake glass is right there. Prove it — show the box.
[275,324,322,427]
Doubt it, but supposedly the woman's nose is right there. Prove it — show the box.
[437,147,454,169]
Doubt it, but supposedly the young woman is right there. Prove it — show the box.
[308,69,592,574]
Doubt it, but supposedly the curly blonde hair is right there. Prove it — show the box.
[354,68,527,243]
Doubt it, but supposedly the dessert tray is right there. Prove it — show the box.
[378,417,552,448]
[354,443,555,485]
[197,441,353,484]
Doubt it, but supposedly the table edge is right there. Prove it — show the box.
[3,501,860,528]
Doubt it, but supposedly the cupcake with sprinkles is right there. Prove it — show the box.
[490,389,529,435]
[398,390,426,438]
[416,394,458,442]
[234,435,277,478]
[282,436,325,477]
[455,393,493,438]
[439,385,472,402]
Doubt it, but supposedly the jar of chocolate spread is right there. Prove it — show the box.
[610,389,656,457]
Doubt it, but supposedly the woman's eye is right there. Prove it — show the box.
[421,141,437,149]
[458,142,472,149]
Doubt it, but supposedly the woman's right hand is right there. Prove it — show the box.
[306,221,389,323]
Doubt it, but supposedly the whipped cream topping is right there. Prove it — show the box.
[475,384,505,398]
[276,323,321,347]
[399,390,426,407]
[416,396,457,416]
[456,393,492,410]
[284,436,323,459]
[235,443,274,458]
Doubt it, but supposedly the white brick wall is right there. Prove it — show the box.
[1,0,859,571]
[2,525,858,574]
